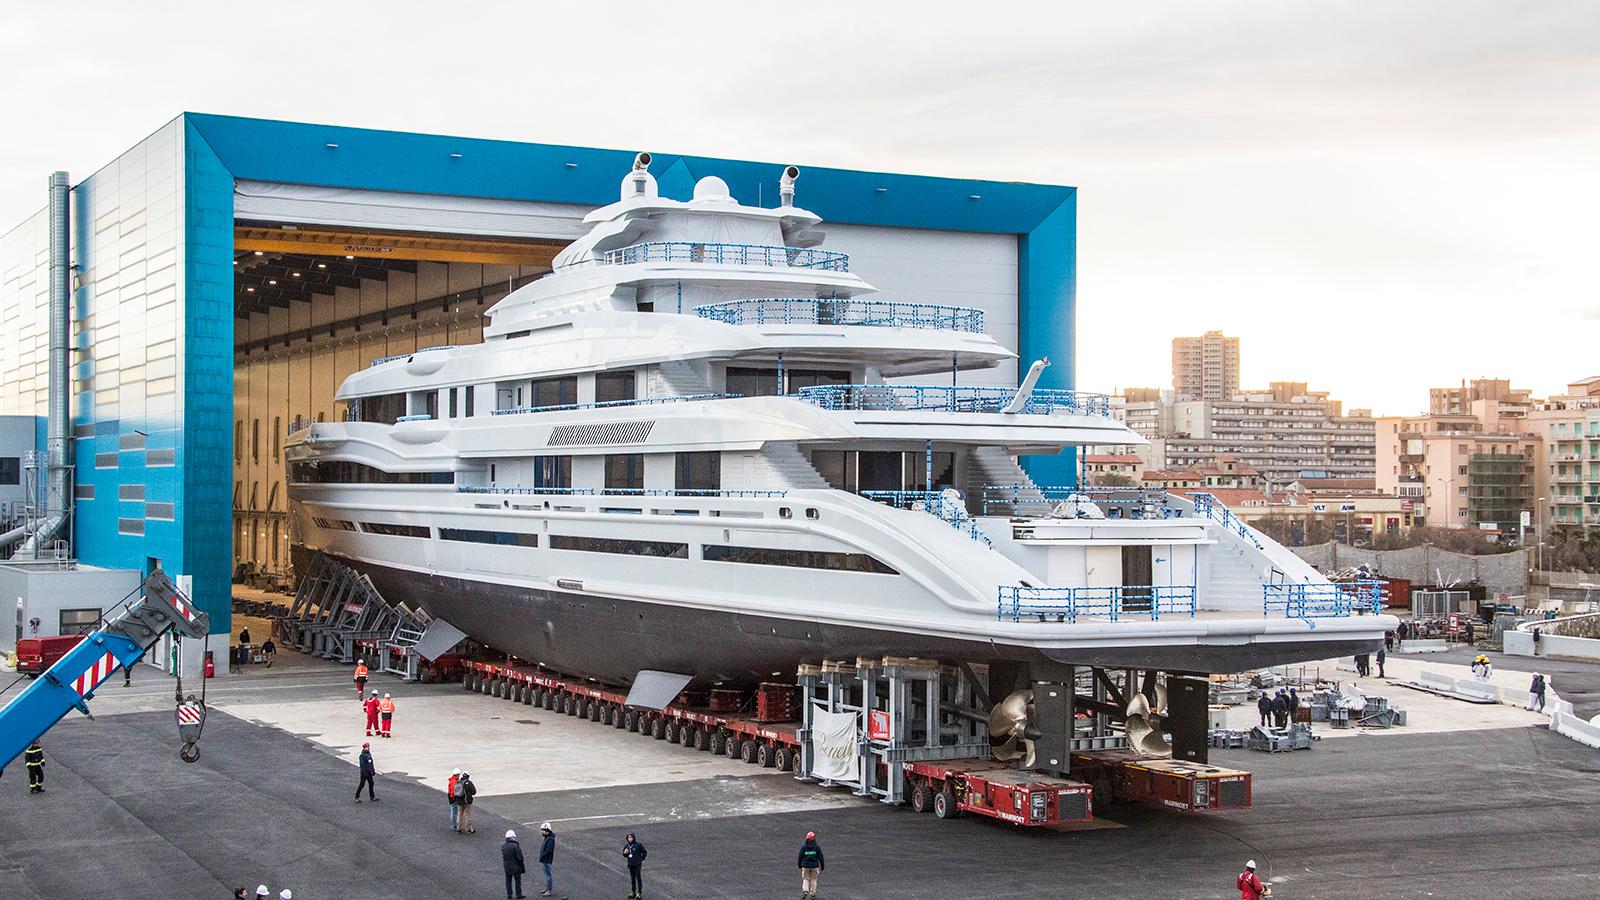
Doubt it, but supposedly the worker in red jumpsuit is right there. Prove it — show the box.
[364,690,381,737]
[1237,859,1269,899]
[353,660,369,700]
[379,693,396,738]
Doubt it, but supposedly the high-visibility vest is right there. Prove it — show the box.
[354,664,369,679]
[379,697,395,714]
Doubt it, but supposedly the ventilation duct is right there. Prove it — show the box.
[16,171,72,557]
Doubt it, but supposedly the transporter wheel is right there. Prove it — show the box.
[710,731,728,755]
[741,740,759,764]
[665,721,681,744]
[726,734,744,758]
[934,787,960,820]
[696,728,713,751]
[462,673,475,691]
[625,710,641,732]
[773,746,794,772]
[601,704,615,726]
[652,717,668,740]
[1091,776,1114,812]
[910,780,934,813]
[588,701,601,722]
[509,682,522,702]
[756,742,776,768]
[543,690,557,711]
[522,685,534,705]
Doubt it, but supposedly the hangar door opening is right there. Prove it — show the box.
[229,183,585,585]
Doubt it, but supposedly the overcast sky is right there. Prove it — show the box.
[2,2,1595,415]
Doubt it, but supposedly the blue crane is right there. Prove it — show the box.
[0,569,212,769]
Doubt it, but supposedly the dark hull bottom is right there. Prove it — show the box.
[323,553,1379,686]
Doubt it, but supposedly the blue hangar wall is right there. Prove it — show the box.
[0,113,1078,635]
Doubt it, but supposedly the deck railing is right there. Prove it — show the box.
[980,484,1179,518]
[455,486,786,499]
[490,393,737,417]
[599,242,850,272]
[796,384,1112,417]
[370,345,462,368]
[1262,581,1386,618]
[1188,492,1264,549]
[694,298,983,333]
[998,585,1198,623]
[859,490,992,547]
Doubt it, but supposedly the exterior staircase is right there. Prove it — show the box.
[649,359,715,397]
[1166,493,1330,612]
[964,446,1044,512]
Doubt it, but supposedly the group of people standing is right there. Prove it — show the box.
[1255,688,1300,728]
[355,661,397,737]
[499,824,560,898]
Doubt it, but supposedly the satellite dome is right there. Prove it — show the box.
[692,175,734,203]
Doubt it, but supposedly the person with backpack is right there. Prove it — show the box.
[454,772,477,834]
[622,831,647,898]
[537,823,556,897]
[797,830,824,899]
[502,829,527,899]
[1236,859,1269,898]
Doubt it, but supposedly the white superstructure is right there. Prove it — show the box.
[286,156,1392,685]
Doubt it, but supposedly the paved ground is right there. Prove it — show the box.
[3,650,1599,899]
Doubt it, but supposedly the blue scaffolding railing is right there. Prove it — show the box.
[1263,581,1386,618]
[997,585,1198,623]
[599,242,849,272]
[796,384,1112,417]
[859,490,992,547]
[1188,492,1264,549]
[694,298,984,333]
[980,484,1180,518]
[490,393,737,417]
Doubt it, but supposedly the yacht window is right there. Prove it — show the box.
[785,369,851,392]
[702,544,897,575]
[289,460,454,485]
[550,535,688,558]
[605,454,645,490]
[675,452,720,491]
[312,516,358,532]
[448,388,458,419]
[465,388,475,417]
[596,371,637,404]
[858,451,904,492]
[440,528,538,547]
[533,376,578,409]
[356,393,407,425]
[905,451,956,491]
[423,391,439,420]
[359,522,431,538]
[726,367,781,397]
[534,455,572,489]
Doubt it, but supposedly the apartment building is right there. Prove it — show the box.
[1530,376,1600,530]
[1171,331,1240,401]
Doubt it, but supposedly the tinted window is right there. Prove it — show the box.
[533,376,578,408]
[550,535,688,558]
[359,522,431,538]
[535,456,572,489]
[289,460,453,485]
[786,369,851,391]
[676,452,720,491]
[596,371,637,404]
[605,454,644,490]
[703,544,897,575]
[355,394,407,425]
[441,528,537,547]
[0,457,18,485]
[726,367,780,397]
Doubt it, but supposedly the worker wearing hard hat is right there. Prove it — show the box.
[353,660,369,699]
[797,830,824,900]
[364,690,381,737]
[1236,859,1269,898]
[379,693,396,738]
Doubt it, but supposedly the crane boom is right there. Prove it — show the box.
[0,569,210,769]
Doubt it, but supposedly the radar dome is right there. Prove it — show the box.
[691,175,735,204]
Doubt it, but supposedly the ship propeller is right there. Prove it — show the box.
[1124,688,1173,757]
[988,689,1037,767]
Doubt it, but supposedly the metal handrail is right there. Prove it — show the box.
[598,488,788,498]
[370,345,462,368]
[1188,492,1264,549]
[796,384,1112,417]
[1262,581,1386,618]
[694,298,984,333]
[860,490,992,547]
[997,585,1198,623]
[980,484,1179,518]
[597,242,850,272]
[396,414,433,422]
[490,393,738,417]
[457,486,597,496]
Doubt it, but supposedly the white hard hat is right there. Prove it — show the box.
[451,768,460,775]
[280,892,293,900]
[1246,859,1257,869]
[384,692,391,697]
[256,888,269,897]
[540,821,552,831]
[506,829,517,838]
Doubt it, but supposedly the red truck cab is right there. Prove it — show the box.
[16,634,86,676]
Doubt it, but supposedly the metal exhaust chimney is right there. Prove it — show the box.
[16,171,72,558]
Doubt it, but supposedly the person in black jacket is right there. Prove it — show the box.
[501,830,526,899]
[1255,692,1271,727]
[622,832,647,898]
[24,741,44,793]
[355,742,378,802]
[455,773,477,834]
[798,831,824,899]
[536,823,555,897]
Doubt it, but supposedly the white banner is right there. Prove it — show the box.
[810,705,861,782]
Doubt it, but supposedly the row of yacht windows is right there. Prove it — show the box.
[289,460,454,485]
[338,520,896,574]
[351,366,856,425]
